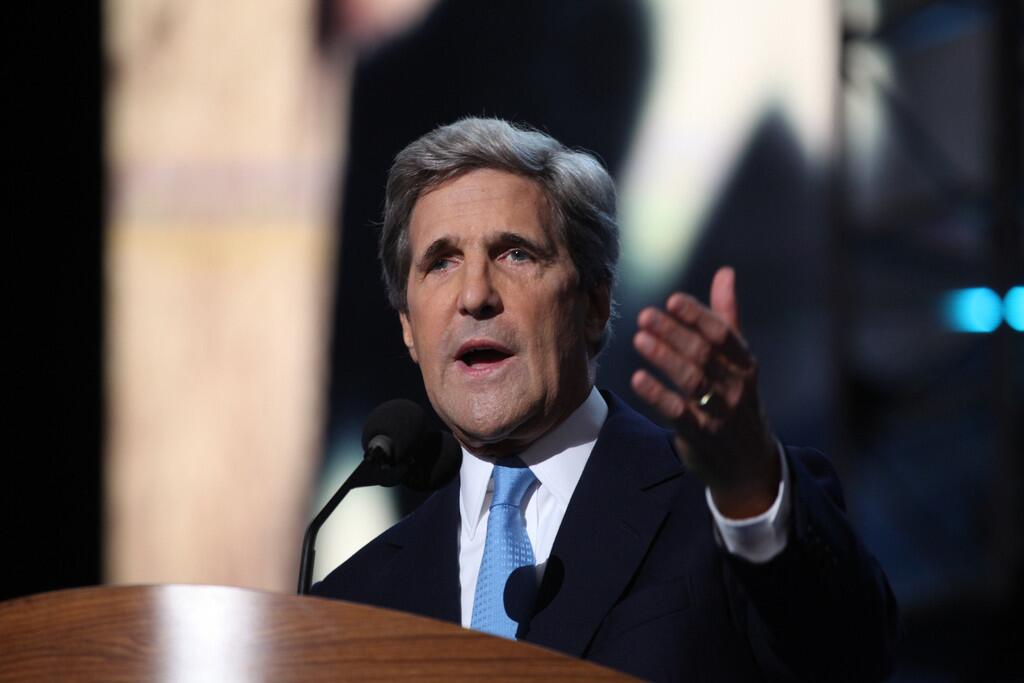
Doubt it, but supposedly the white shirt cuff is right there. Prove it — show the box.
[705,442,791,563]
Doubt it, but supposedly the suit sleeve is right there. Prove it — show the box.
[721,446,900,682]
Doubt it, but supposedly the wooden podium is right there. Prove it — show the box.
[0,585,632,681]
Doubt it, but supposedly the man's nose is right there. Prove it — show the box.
[458,260,503,318]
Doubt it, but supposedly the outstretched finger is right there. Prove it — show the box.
[631,368,686,418]
[637,307,713,366]
[630,369,706,434]
[665,293,752,370]
[634,330,712,399]
[710,266,740,333]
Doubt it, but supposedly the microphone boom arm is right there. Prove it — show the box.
[296,459,379,595]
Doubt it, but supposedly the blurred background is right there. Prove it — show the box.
[5,0,1021,680]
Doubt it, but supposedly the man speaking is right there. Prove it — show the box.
[313,118,898,681]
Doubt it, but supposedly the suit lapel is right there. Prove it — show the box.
[523,392,685,656]
[374,476,462,624]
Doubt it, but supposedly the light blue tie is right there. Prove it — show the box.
[470,458,537,639]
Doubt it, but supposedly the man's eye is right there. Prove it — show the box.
[505,248,532,263]
[429,257,453,272]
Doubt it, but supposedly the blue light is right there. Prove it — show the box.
[1005,286,1024,332]
[942,288,1002,333]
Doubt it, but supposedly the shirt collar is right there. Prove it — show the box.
[459,387,608,539]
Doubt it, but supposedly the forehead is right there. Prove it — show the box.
[407,168,553,249]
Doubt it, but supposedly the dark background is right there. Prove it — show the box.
[5,2,104,599]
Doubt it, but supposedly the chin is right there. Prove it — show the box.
[452,411,522,446]
[442,399,536,454]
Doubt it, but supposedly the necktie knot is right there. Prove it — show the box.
[491,459,536,509]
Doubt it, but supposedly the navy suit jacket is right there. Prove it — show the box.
[313,392,898,681]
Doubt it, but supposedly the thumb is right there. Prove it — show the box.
[710,266,740,332]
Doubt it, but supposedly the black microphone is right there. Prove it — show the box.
[296,400,461,595]
[505,556,565,639]
[360,398,431,487]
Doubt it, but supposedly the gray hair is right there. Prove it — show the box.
[379,117,619,353]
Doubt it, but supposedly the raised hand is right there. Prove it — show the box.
[631,267,780,518]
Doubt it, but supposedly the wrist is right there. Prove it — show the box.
[708,442,781,519]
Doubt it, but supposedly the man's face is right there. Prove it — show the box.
[400,168,608,458]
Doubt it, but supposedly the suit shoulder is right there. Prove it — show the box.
[310,478,459,601]
[310,520,403,600]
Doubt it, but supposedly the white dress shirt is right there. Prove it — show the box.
[458,387,791,627]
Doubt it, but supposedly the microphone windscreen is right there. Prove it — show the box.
[361,399,427,463]
[403,431,462,491]
[504,565,540,635]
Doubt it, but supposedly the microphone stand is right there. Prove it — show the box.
[295,420,459,596]
[297,459,381,595]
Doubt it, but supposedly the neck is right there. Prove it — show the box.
[456,383,595,461]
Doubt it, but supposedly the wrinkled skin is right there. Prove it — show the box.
[399,169,609,460]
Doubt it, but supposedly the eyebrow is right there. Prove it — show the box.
[496,231,556,260]
[415,237,456,272]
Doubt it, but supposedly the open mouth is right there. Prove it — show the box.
[455,340,514,369]
[460,348,512,366]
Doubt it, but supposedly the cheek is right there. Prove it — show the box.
[406,298,450,371]
[422,326,447,372]
[553,284,588,337]
[536,294,587,368]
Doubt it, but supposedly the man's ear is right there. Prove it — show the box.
[585,283,611,349]
[399,311,419,364]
